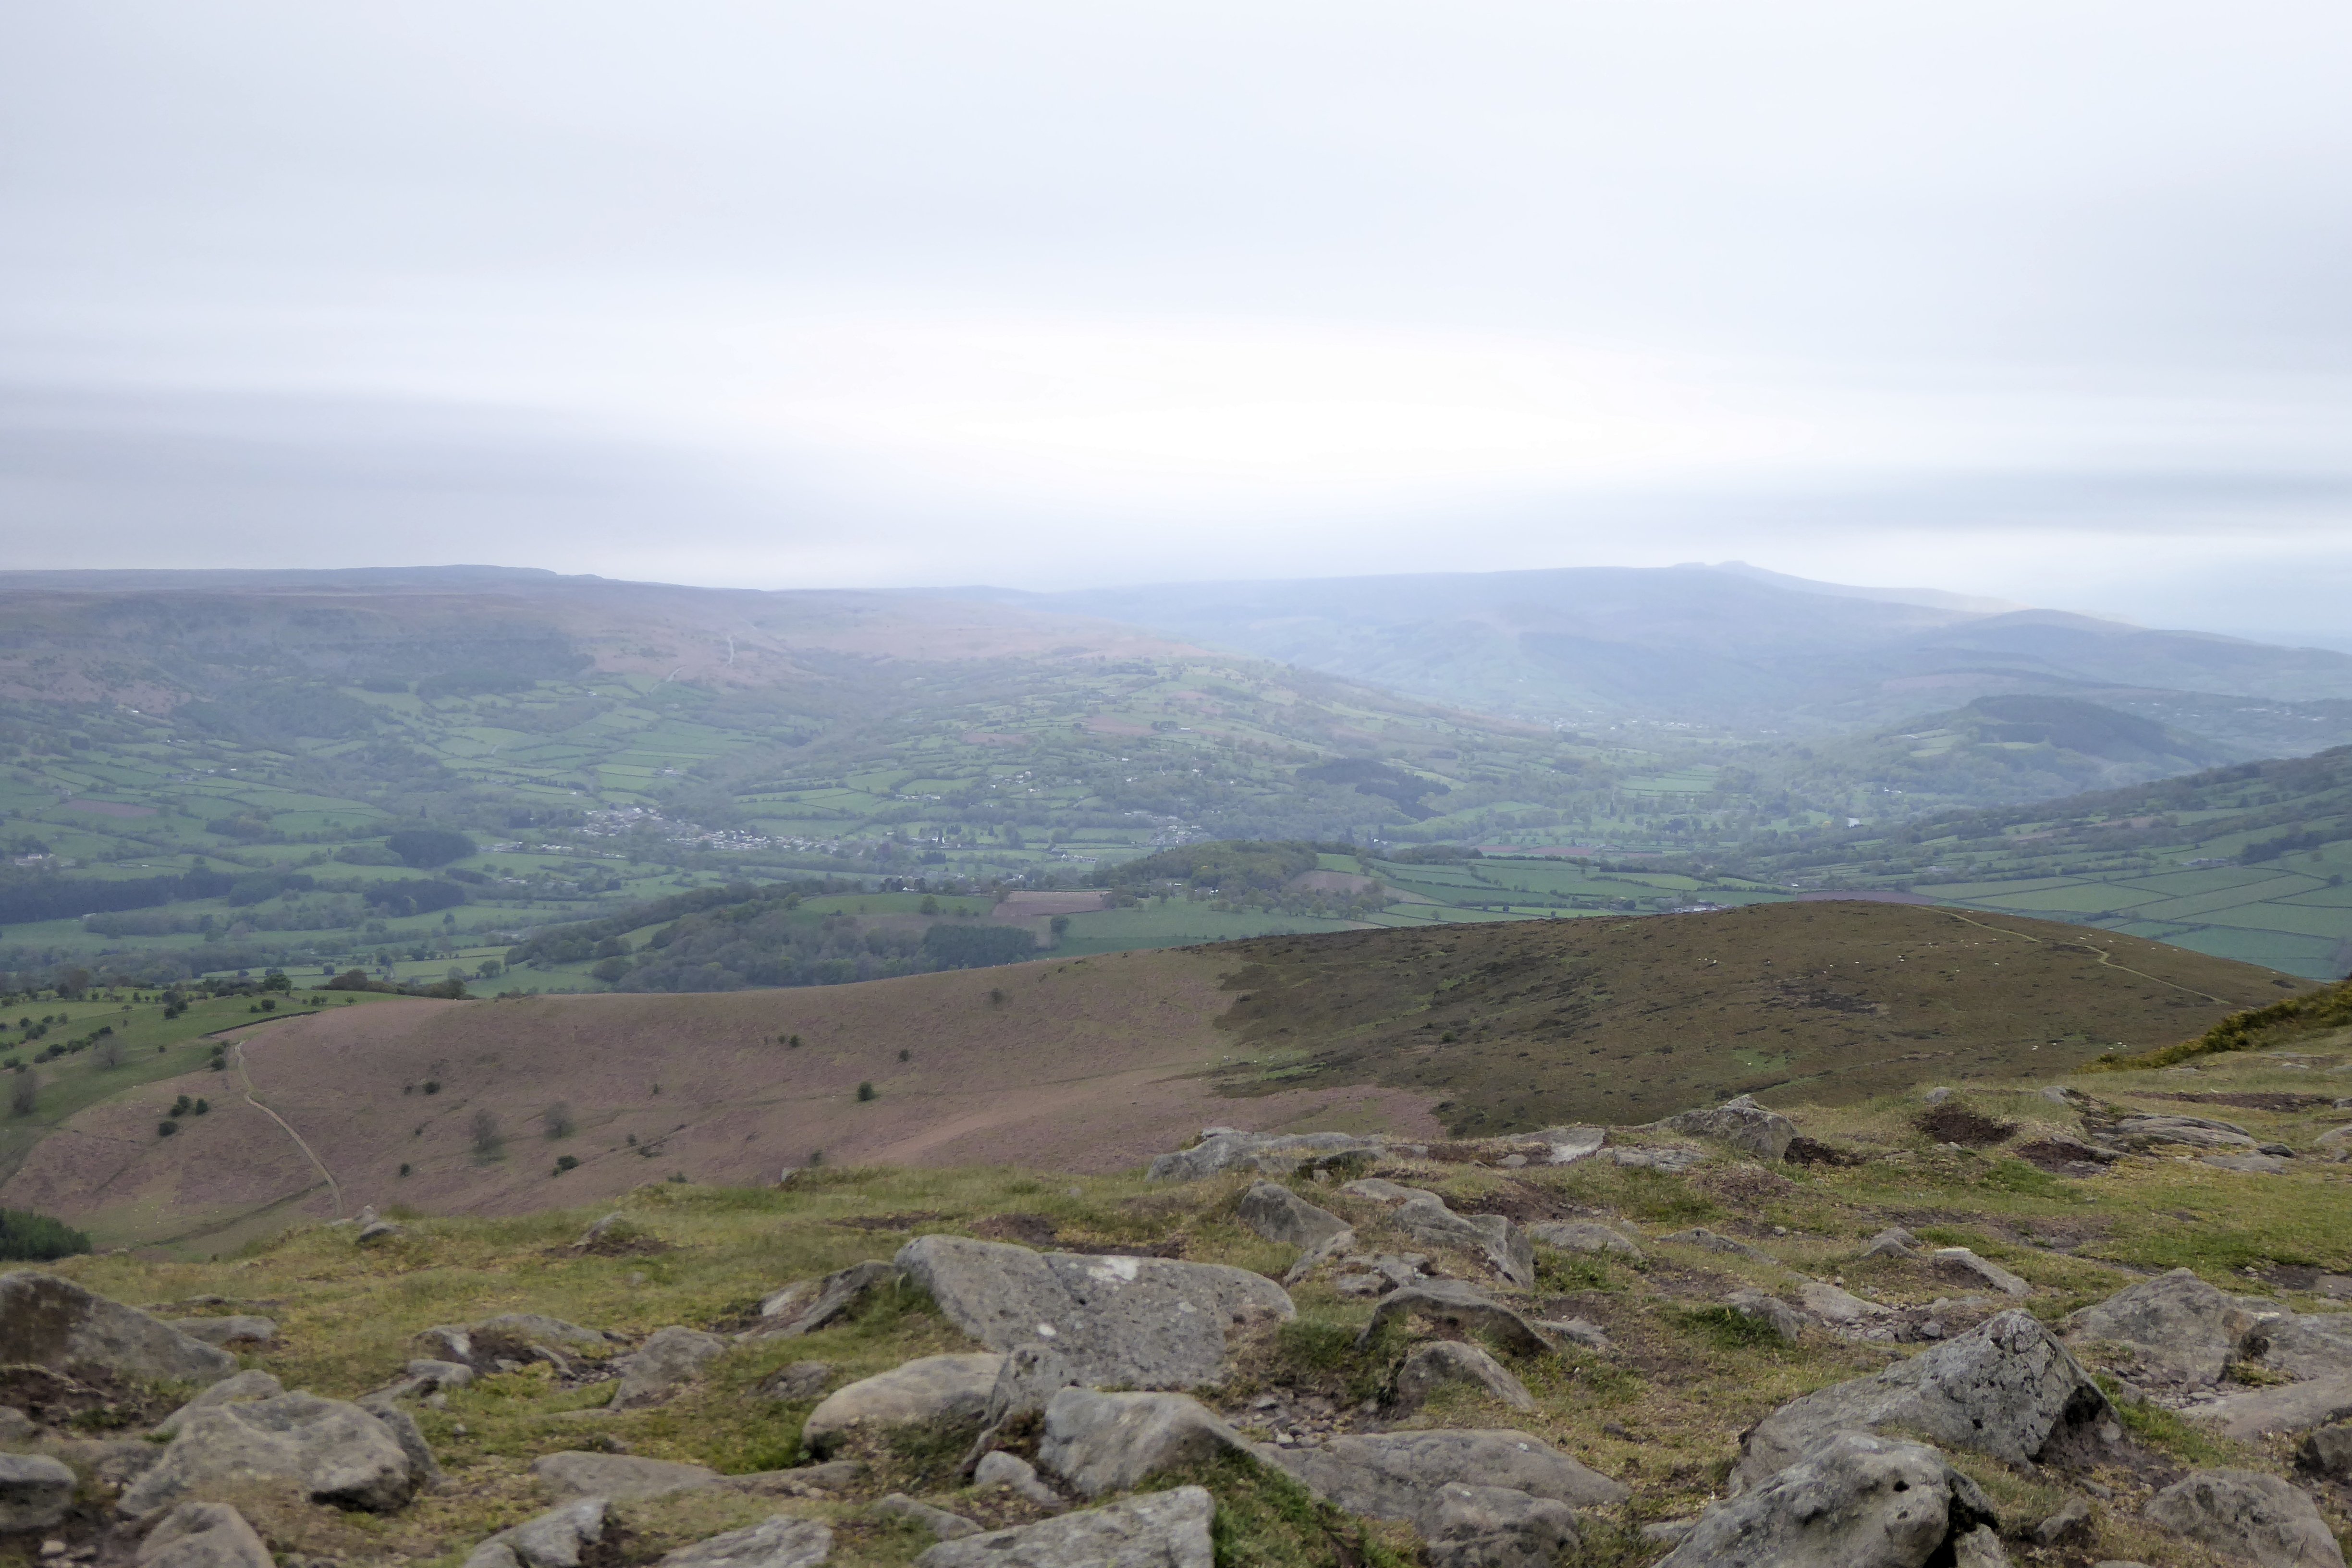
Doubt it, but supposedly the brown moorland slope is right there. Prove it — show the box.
[1208,900,2295,1134]
[7,946,1440,1250]
[5,901,2298,1249]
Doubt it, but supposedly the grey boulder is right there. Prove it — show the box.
[758,1361,833,1403]
[1725,1289,1806,1343]
[1659,1227,1774,1263]
[1035,1387,1248,1497]
[872,1493,982,1539]
[1148,1128,1386,1181]
[120,1392,423,1519]
[1607,1144,1704,1172]
[1393,1341,1537,1413]
[1527,1221,1642,1261]
[1663,1433,1997,1568]
[751,1260,899,1340]
[2144,1470,2345,1568]
[1261,1429,1628,1521]
[975,1450,1066,1509]
[477,1312,611,1347]
[976,1344,1084,1435]
[155,1370,287,1435]
[465,1496,610,1568]
[358,1396,442,1490]
[2261,1312,2352,1381]
[1360,1281,1552,1358]
[802,1352,1004,1445]
[135,1502,274,1568]
[656,1516,833,1568]
[1527,1126,1607,1164]
[1343,1183,1533,1286]
[1932,1249,2032,1299]
[2199,1379,2352,1442]
[2110,1115,2256,1150]
[1338,1178,1433,1203]
[1237,1182,1349,1249]
[531,1450,720,1501]
[1861,1227,1918,1260]
[0,1452,77,1532]
[1954,1525,2010,1568]
[1422,1483,1580,1568]
[1734,1310,2111,1488]
[1279,1227,1360,1287]
[381,1359,475,1400]
[0,1272,235,1385]
[420,1313,612,1372]
[895,1236,1292,1388]
[1799,1281,1890,1327]
[2299,1422,2352,1479]
[915,1484,1215,1568]
[1658,1094,1798,1161]
[611,1324,728,1410]
[2063,1269,2273,1386]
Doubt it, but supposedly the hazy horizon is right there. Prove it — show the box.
[6,4,2351,645]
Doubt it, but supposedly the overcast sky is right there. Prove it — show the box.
[4,3,2351,641]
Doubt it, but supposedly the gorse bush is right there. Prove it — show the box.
[0,1207,90,1261]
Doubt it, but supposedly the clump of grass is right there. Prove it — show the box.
[1146,1450,1416,1568]
[1974,1158,2068,1198]
[1267,1316,1394,1405]
[1673,1304,1796,1354]
[1537,1252,1629,1293]
[881,1413,983,1488]
[1614,1168,1721,1226]
[2097,1376,2240,1467]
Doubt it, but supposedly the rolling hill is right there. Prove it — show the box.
[2,900,2295,1250]
[1735,745,2352,978]
[1004,563,2352,729]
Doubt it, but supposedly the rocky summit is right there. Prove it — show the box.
[0,1038,2348,1568]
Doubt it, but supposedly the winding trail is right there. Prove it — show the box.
[230,1038,342,1220]
[1935,908,2236,1006]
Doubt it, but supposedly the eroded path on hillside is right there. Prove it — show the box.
[232,1036,343,1220]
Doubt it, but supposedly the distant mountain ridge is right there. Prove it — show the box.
[987,564,2352,730]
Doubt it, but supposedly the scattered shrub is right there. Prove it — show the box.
[0,1207,89,1261]
[1676,1304,1794,1352]
[856,1081,877,1102]
[554,1154,580,1175]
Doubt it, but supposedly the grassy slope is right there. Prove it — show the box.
[1204,901,2296,1135]
[0,989,407,1187]
[21,1041,2351,1568]
[1,950,1448,1250]
[6,902,2300,1250]
[1748,746,2352,978]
